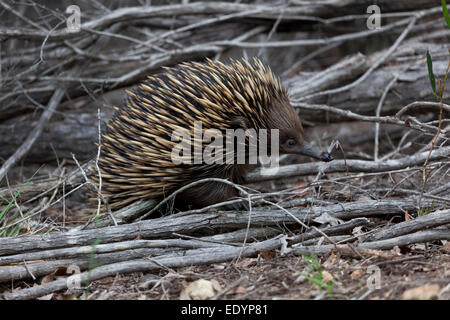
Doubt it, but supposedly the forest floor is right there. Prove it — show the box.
[58,250,450,300]
[3,239,447,300]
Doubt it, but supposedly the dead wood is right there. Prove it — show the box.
[0,197,430,256]
[0,0,449,300]
[1,236,286,300]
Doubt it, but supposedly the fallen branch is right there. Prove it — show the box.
[292,229,450,256]
[363,209,450,241]
[0,218,369,283]
[248,145,450,183]
[0,197,430,256]
[0,89,64,182]
[1,235,285,300]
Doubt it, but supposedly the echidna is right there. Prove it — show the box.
[90,58,332,211]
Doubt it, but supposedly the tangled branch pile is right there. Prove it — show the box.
[0,0,449,299]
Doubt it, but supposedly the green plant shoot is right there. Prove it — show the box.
[442,0,450,29]
[426,50,437,98]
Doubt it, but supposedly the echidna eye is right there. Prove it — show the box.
[287,139,296,147]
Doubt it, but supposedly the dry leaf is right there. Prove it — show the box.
[350,269,364,279]
[53,293,78,300]
[41,274,56,284]
[257,250,276,260]
[411,243,426,251]
[181,279,216,300]
[236,258,257,268]
[323,253,339,269]
[322,271,333,283]
[441,241,450,253]
[313,212,343,225]
[41,266,70,284]
[210,279,222,292]
[402,284,440,300]
[352,226,365,237]
[292,180,308,198]
[233,286,247,294]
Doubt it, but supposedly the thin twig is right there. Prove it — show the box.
[0,89,64,182]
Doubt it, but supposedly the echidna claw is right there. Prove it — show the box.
[320,152,334,162]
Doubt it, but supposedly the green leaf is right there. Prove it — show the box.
[426,50,437,96]
[442,0,450,29]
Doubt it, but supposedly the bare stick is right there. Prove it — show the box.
[0,2,319,41]
[1,236,285,300]
[295,16,418,101]
[374,75,399,161]
[247,146,450,183]
[0,197,431,256]
[418,57,450,208]
[364,209,450,241]
[293,102,448,136]
[0,89,64,182]
[95,109,103,219]
[292,230,450,255]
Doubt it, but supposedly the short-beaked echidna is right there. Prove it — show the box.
[90,58,332,211]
